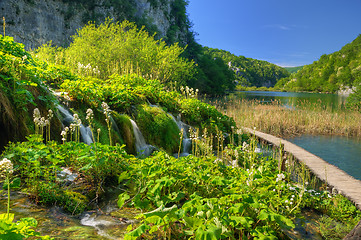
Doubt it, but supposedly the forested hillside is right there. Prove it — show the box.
[285,66,303,74]
[203,47,290,87]
[276,35,361,93]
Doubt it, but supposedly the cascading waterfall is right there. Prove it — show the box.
[56,105,93,145]
[147,104,192,157]
[168,113,192,157]
[130,119,154,157]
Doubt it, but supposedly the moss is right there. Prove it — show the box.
[35,182,87,215]
[112,112,136,154]
[136,104,180,153]
[63,190,88,214]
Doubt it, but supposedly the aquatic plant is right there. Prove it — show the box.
[220,98,361,138]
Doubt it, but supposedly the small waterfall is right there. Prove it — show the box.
[56,105,93,145]
[168,113,192,157]
[130,119,154,157]
[80,214,117,240]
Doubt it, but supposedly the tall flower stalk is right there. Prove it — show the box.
[72,114,82,142]
[102,102,112,146]
[86,108,95,143]
[0,158,14,217]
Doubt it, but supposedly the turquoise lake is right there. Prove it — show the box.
[233,91,361,181]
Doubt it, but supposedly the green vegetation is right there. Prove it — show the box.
[1,17,361,240]
[220,98,361,138]
[136,104,180,153]
[36,19,195,86]
[347,84,361,111]
[284,66,303,74]
[276,35,361,94]
[189,50,236,95]
[0,35,64,151]
[203,47,290,87]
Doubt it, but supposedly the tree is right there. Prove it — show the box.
[37,19,195,86]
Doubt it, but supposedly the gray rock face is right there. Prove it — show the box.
[0,0,180,49]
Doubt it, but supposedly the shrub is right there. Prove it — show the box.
[37,19,195,85]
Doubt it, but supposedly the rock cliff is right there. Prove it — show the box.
[0,0,186,49]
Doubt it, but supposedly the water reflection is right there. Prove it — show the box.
[230,91,347,110]
[287,135,361,181]
[226,91,360,181]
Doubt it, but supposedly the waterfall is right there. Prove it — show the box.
[56,105,93,145]
[168,113,192,157]
[130,119,154,157]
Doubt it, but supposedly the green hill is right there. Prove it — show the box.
[276,34,361,93]
[203,47,290,87]
[284,66,303,74]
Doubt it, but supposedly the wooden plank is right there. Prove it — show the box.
[243,127,361,211]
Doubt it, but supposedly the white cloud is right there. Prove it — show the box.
[263,24,309,31]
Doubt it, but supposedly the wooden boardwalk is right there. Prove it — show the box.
[243,127,361,211]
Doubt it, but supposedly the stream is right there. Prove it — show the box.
[0,96,355,239]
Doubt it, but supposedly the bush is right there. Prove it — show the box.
[346,84,361,111]
[36,19,195,85]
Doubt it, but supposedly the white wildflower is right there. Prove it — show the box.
[33,108,41,124]
[276,173,285,182]
[86,109,93,122]
[0,158,14,178]
[70,123,76,132]
[254,147,261,153]
[47,109,53,119]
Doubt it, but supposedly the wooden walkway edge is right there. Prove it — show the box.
[243,127,361,211]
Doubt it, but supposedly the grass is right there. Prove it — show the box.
[215,98,361,138]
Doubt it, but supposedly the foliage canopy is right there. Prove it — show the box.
[203,47,290,87]
[36,19,195,85]
[276,34,361,93]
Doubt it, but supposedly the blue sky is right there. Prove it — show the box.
[186,0,361,67]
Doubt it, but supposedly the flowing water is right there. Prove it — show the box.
[129,119,154,157]
[168,113,192,157]
[229,91,361,181]
[0,192,136,239]
[57,105,93,145]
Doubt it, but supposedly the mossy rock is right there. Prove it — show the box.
[112,112,136,154]
[136,104,180,153]
[62,190,88,215]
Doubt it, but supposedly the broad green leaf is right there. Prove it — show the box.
[143,204,178,219]
[195,225,222,240]
[183,216,203,229]
[124,224,149,240]
[117,193,130,208]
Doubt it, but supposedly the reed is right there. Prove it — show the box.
[216,98,361,138]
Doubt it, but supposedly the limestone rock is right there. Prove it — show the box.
[0,0,185,49]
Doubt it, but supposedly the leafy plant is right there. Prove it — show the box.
[37,19,195,86]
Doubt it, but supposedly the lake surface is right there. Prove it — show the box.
[231,91,360,181]
[230,91,347,110]
[286,135,361,181]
